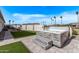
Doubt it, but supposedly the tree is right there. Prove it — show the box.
[9,20,11,25]
[51,17,54,24]
[76,11,79,23]
[12,20,14,24]
[60,16,63,24]
[54,16,56,25]
[76,11,78,15]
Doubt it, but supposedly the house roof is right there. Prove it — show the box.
[23,23,40,25]
[12,24,21,25]
[70,22,79,25]
[0,10,5,23]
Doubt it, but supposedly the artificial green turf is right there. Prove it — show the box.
[0,41,30,53]
[11,31,36,38]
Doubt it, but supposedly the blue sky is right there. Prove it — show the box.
[0,6,79,25]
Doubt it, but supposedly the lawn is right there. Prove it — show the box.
[73,28,79,35]
[11,31,36,38]
[0,41,30,53]
[74,29,79,32]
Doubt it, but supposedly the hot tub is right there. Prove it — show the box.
[34,27,72,49]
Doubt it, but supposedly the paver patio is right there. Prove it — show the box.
[21,35,79,53]
[1,31,79,53]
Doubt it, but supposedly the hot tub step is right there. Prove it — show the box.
[33,37,53,50]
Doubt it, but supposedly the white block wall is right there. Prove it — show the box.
[34,25,43,31]
[21,25,43,31]
[27,25,33,31]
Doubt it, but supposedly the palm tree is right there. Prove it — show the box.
[12,20,14,24]
[9,20,11,25]
[54,16,56,25]
[60,16,62,24]
[51,17,54,24]
[76,11,79,23]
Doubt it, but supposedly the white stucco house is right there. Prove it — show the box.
[21,23,43,31]
[0,10,5,40]
[0,10,5,32]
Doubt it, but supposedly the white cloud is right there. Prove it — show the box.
[57,12,77,24]
[12,13,50,24]
[12,11,78,24]
[13,13,46,19]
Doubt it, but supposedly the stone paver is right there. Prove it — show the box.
[21,35,79,53]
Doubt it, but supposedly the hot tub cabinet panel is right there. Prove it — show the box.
[61,32,69,45]
[51,31,69,47]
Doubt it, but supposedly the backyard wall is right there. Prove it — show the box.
[21,24,43,31]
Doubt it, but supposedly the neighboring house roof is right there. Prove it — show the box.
[23,23,40,25]
[0,10,5,23]
[12,24,21,25]
[70,22,79,25]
